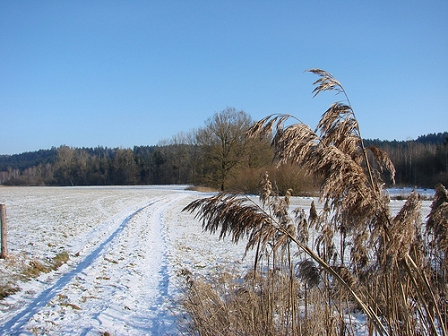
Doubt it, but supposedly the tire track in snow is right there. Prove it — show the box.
[146,194,186,335]
[0,200,159,335]
[74,193,189,335]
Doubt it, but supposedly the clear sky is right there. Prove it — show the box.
[1,1,447,155]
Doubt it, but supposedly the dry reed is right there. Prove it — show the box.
[181,69,447,336]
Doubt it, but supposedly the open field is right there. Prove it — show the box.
[0,186,432,335]
[0,186,258,335]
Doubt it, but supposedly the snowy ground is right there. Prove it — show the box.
[0,186,260,335]
[0,186,433,335]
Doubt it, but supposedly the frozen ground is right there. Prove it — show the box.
[0,186,433,335]
[0,186,260,335]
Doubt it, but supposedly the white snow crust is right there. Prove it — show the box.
[0,186,258,335]
[0,186,431,335]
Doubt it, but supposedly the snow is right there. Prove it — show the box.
[0,186,431,335]
[0,186,256,335]
[387,187,435,199]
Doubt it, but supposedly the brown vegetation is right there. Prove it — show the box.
[181,70,448,335]
[0,251,70,300]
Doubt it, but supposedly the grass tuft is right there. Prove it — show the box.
[0,284,20,300]
[0,251,71,301]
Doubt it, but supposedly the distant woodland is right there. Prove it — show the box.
[1,108,447,192]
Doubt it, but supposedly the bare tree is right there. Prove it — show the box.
[196,107,252,191]
[56,146,76,185]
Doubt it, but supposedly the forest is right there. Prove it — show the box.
[1,108,447,193]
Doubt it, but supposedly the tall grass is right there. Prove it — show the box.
[182,69,447,335]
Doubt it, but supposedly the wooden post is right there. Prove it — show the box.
[0,204,7,259]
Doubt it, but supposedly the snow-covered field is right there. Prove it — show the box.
[0,186,433,335]
[0,186,253,335]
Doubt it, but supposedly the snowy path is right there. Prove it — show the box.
[0,188,193,335]
[1,186,417,335]
[1,202,152,334]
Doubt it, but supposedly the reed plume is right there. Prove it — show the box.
[248,70,393,245]
[426,184,448,260]
[182,69,446,336]
[382,191,421,268]
[296,259,320,288]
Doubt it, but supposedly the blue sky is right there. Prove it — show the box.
[1,1,447,155]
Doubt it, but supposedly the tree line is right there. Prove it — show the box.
[1,108,447,191]
[365,132,448,188]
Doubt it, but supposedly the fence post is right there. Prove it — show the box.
[0,204,7,259]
